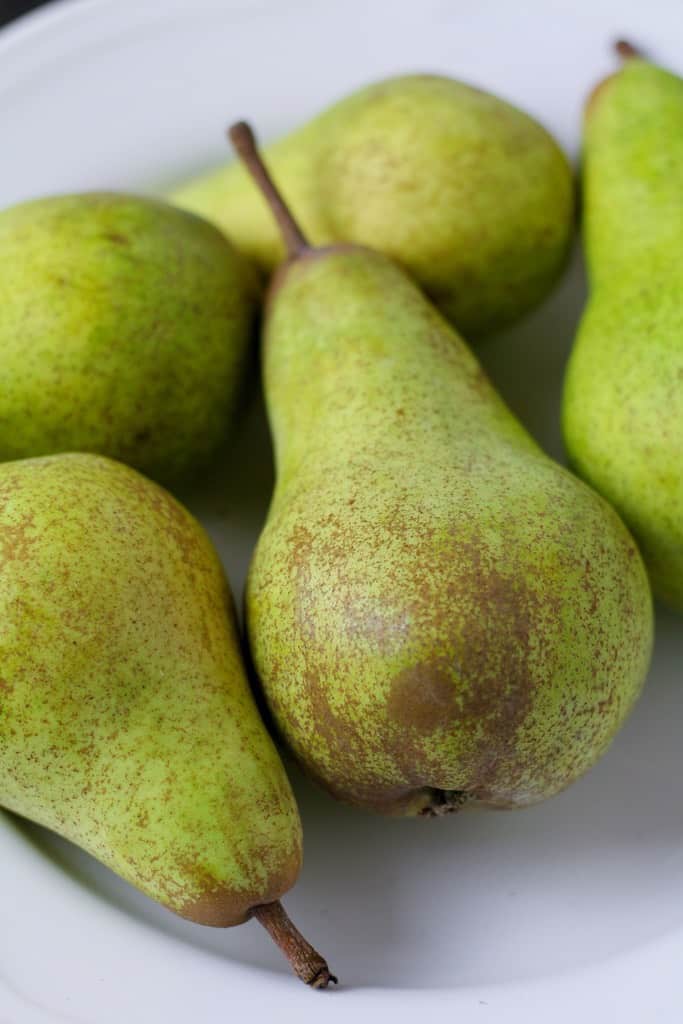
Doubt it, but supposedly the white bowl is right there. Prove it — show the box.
[1,1,682,1020]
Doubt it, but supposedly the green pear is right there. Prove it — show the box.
[171,75,574,338]
[0,452,334,987]
[0,193,257,485]
[230,123,653,816]
[563,42,683,612]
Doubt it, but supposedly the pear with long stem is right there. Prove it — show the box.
[230,122,653,818]
[0,452,335,988]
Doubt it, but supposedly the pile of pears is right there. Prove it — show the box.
[0,39,680,988]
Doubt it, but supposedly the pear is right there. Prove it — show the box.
[230,123,653,816]
[0,193,257,485]
[563,42,683,612]
[171,75,574,338]
[0,452,334,987]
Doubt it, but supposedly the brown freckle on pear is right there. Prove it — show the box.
[102,231,130,246]
[387,663,456,733]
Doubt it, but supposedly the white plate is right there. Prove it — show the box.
[1,0,682,1020]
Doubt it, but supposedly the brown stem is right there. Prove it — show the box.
[228,121,310,259]
[252,900,337,989]
[615,39,643,60]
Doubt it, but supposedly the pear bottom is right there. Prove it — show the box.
[177,857,301,927]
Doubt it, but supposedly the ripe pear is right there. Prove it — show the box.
[0,193,257,485]
[230,123,653,817]
[0,452,334,987]
[172,75,574,338]
[563,43,683,612]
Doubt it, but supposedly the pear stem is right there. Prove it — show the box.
[615,39,643,60]
[252,900,337,989]
[228,121,310,259]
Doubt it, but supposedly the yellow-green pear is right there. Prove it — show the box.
[0,193,257,485]
[0,453,334,987]
[231,123,652,817]
[171,75,574,338]
[563,42,683,612]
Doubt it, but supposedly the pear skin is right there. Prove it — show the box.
[172,76,574,338]
[0,193,257,485]
[231,124,653,817]
[0,453,334,986]
[563,43,683,611]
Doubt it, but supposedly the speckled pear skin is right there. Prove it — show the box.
[0,193,257,485]
[0,453,301,925]
[245,247,653,816]
[563,55,683,611]
[171,75,574,338]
